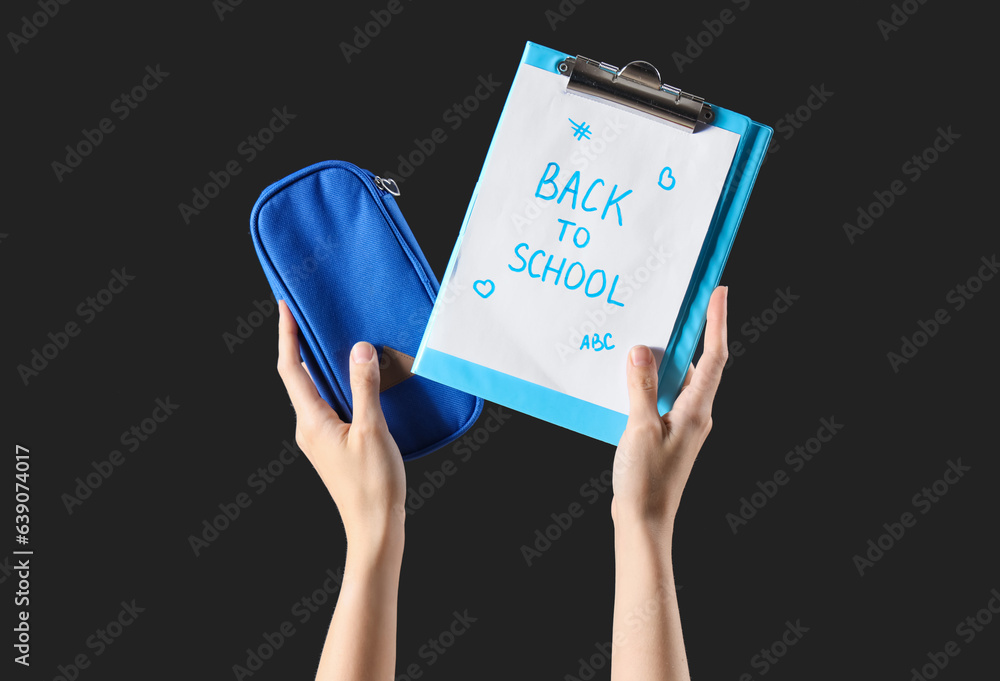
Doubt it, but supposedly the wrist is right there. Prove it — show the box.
[345,509,405,565]
[613,497,676,533]
[342,534,403,599]
[346,531,404,574]
[613,508,674,553]
[612,518,676,606]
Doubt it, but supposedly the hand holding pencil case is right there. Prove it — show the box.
[250,160,484,460]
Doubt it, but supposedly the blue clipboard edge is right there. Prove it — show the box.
[413,41,772,446]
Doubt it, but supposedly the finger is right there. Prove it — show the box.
[348,341,387,429]
[681,363,695,389]
[677,286,729,419]
[277,300,338,421]
[625,345,661,426]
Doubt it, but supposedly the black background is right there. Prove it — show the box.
[5,1,997,679]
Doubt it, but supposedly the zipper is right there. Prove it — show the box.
[373,175,401,196]
[361,167,435,302]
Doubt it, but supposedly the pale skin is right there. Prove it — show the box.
[276,300,405,681]
[610,285,728,681]
[275,285,728,680]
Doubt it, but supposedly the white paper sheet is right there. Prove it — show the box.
[423,65,740,414]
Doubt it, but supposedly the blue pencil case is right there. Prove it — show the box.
[250,160,484,460]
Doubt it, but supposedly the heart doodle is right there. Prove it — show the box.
[473,279,495,299]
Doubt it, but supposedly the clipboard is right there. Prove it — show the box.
[412,41,772,446]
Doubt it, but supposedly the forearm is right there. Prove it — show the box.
[610,517,689,681]
[315,532,404,681]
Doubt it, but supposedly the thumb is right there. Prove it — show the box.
[626,345,661,425]
[349,341,386,429]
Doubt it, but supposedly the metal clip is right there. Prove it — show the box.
[558,55,713,132]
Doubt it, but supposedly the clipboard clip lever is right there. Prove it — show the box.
[558,56,713,132]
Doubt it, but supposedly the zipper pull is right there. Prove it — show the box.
[374,175,401,197]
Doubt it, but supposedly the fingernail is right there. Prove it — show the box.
[631,346,653,367]
[351,341,374,364]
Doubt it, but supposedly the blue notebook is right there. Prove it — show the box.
[413,41,771,445]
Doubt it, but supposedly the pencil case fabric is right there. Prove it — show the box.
[250,160,484,460]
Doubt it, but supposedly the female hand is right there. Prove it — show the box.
[275,300,406,557]
[612,286,729,529]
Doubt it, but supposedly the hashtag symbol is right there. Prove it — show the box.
[15,535,27,545]
[569,118,592,141]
